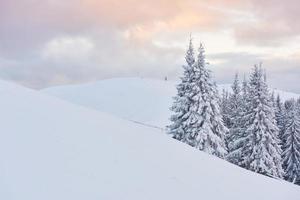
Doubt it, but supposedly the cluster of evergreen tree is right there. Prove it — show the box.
[168,38,300,185]
[222,69,300,184]
[224,66,283,179]
[277,98,300,184]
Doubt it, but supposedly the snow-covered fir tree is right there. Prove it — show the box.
[185,43,227,157]
[228,73,242,129]
[275,95,286,147]
[284,100,295,114]
[221,74,242,130]
[168,41,227,158]
[226,75,252,166]
[168,37,196,141]
[270,92,276,108]
[282,100,300,184]
[220,89,231,130]
[282,100,296,147]
[226,74,246,165]
[239,66,283,178]
[241,75,250,109]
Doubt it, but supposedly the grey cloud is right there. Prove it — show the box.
[0,31,184,89]
[233,0,300,46]
[208,52,300,93]
[0,0,299,93]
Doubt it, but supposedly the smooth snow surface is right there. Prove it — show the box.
[1,79,299,199]
[44,78,175,129]
[44,78,300,129]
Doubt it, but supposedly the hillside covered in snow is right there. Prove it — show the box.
[43,78,300,129]
[0,79,299,199]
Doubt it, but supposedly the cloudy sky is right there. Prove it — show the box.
[0,0,300,92]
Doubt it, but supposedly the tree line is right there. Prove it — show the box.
[168,38,300,185]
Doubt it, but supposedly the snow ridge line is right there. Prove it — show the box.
[128,119,165,132]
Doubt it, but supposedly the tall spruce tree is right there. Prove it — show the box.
[240,66,283,178]
[168,37,196,141]
[185,43,227,157]
[220,89,231,129]
[275,95,286,147]
[282,100,296,148]
[226,74,246,165]
[282,100,300,184]
[227,73,242,129]
[168,41,227,158]
[228,74,242,128]
[226,75,253,167]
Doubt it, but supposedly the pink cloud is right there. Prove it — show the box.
[0,0,300,92]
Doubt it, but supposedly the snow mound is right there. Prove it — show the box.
[43,78,300,129]
[1,80,300,199]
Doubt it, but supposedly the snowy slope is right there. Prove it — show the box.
[43,78,300,129]
[44,78,176,129]
[1,80,300,199]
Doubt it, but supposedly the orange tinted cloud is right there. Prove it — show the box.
[1,0,300,92]
[72,0,235,32]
